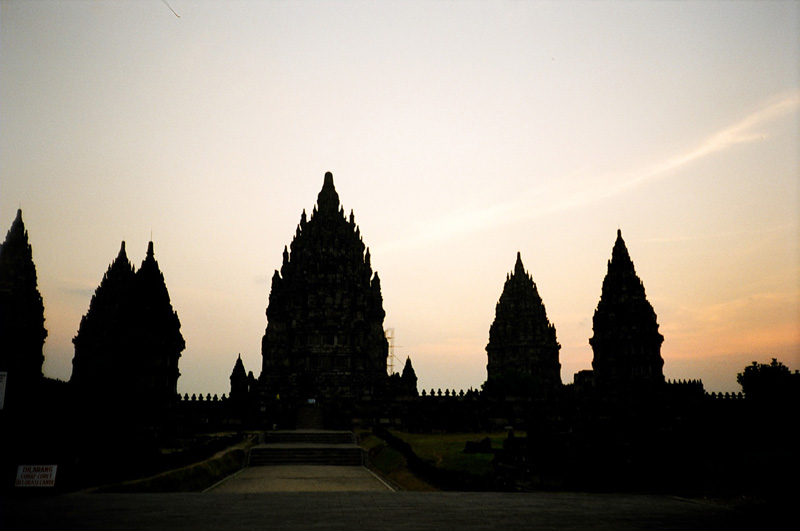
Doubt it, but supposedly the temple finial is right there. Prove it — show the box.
[611,229,631,266]
[317,171,340,214]
[514,252,525,275]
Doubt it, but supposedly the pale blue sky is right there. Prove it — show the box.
[2,0,798,396]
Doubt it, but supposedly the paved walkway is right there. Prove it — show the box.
[1,462,773,530]
[3,490,762,530]
[208,465,392,493]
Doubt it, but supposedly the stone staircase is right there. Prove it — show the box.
[249,431,364,466]
[264,431,355,445]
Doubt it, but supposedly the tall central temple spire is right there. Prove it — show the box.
[260,172,388,407]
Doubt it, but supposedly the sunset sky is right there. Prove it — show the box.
[2,0,798,397]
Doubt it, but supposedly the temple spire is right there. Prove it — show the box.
[0,208,47,387]
[261,170,388,402]
[514,252,525,276]
[73,238,184,407]
[316,171,341,215]
[231,354,246,378]
[485,252,561,397]
[590,229,664,391]
[610,229,633,270]
[117,241,128,262]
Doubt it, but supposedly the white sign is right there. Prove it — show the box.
[15,465,58,487]
[0,371,6,410]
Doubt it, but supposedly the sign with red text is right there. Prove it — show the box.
[15,465,57,487]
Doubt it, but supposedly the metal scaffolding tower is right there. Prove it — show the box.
[386,327,398,375]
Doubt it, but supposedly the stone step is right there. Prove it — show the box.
[264,431,355,445]
[249,445,363,466]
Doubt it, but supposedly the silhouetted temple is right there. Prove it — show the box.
[71,241,135,396]
[260,172,389,403]
[400,356,418,395]
[134,241,185,402]
[230,354,248,401]
[0,209,47,405]
[71,241,184,407]
[7,180,796,498]
[485,252,561,397]
[589,229,664,394]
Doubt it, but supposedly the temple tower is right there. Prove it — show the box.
[590,230,664,392]
[71,241,184,407]
[401,356,418,396]
[229,354,250,402]
[71,241,136,395]
[485,252,561,396]
[132,241,184,403]
[0,210,47,405]
[260,172,388,402]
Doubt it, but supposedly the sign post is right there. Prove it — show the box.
[15,465,58,487]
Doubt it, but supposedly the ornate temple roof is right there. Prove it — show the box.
[0,209,47,380]
[134,241,185,354]
[73,241,135,352]
[261,172,388,401]
[485,252,561,393]
[590,229,665,390]
[488,252,559,350]
[71,241,184,404]
[231,354,246,380]
[591,230,663,345]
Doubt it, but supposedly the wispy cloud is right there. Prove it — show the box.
[642,222,798,244]
[377,92,800,253]
[624,92,800,190]
[544,91,800,214]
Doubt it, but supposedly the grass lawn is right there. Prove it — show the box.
[93,433,258,492]
[387,430,519,477]
[357,430,438,491]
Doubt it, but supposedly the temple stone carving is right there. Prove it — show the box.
[590,230,664,392]
[260,172,388,402]
[485,252,561,397]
